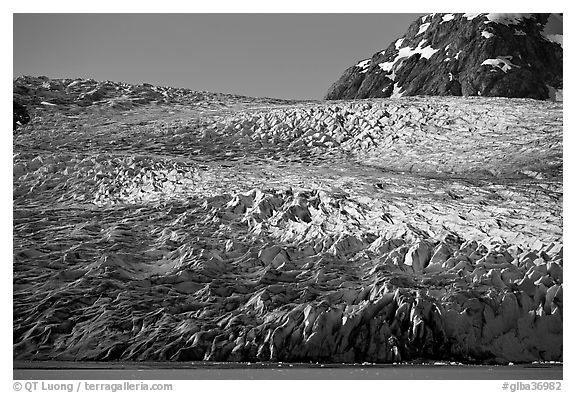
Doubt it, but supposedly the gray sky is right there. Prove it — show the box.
[13,13,562,100]
[13,14,421,100]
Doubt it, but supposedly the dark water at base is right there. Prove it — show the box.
[14,362,562,380]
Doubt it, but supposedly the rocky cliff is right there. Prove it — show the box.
[13,101,30,130]
[325,13,563,100]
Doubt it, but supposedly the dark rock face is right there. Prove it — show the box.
[13,101,30,130]
[325,13,562,100]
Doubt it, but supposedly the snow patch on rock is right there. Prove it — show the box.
[355,59,371,73]
[378,39,440,81]
[390,84,404,98]
[441,14,455,23]
[417,23,431,36]
[482,31,495,39]
[463,13,535,25]
[484,13,534,26]
[379,40,439,74]
[464,13,482,20]
[481,56,519,73]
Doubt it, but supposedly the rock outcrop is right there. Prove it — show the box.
[325,13,563,100]
[13,101,30,130]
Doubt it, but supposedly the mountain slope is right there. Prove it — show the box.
[325,13,562,100]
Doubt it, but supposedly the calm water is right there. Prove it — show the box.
[14,362,563,380]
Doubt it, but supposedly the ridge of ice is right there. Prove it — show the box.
[395,38,405,50]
